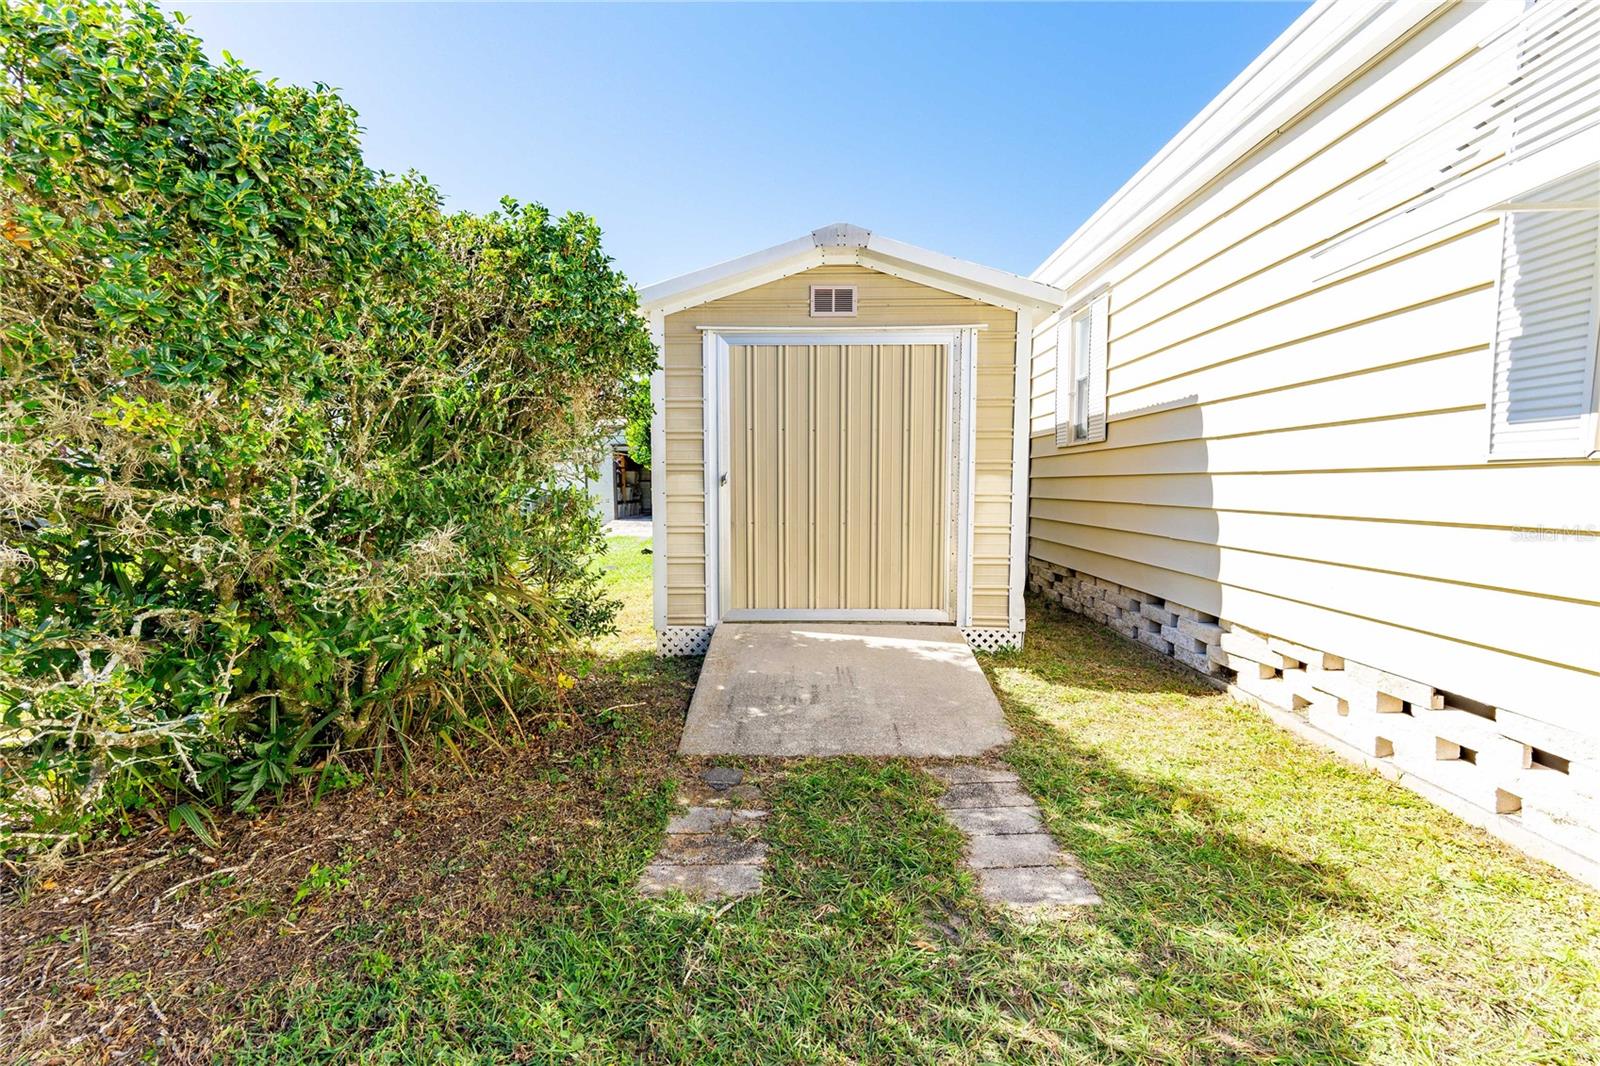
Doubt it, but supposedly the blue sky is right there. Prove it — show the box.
[165,2,1308,286]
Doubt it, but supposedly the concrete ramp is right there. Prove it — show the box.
[680,623,1012,757]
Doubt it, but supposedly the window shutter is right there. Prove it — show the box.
[1054,319,1072,448]
[1487,166,1599,460]
[1084,291,1110,444]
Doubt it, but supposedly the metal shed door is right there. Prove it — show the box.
[725,343,950,619]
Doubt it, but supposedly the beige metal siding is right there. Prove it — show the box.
[727,343,949,613]
[1028,1,1600,726]
[664,264,1018,627]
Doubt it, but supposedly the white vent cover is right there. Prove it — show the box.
[810,285,857,317]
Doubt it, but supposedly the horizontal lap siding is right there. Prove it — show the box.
[664,264,1018,628]
[1028,1,1600,723]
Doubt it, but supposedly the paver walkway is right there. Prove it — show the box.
[638,767,768,900]
[931,764,1101,908]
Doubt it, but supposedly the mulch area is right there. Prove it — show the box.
[0,669,694,1063]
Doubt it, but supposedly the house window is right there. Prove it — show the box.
[1071,308,1093,441]
[1056,290,1110,447]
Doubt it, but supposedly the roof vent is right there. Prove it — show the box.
[810,285,857,317]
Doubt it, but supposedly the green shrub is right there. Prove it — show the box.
[0,0,656,861]
[623,373,653,469]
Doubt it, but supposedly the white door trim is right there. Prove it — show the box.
[649,308,668,633]
[703,326,977,626]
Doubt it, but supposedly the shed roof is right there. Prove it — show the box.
[638,223,1066,317]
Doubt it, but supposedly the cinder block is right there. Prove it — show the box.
[1209,645,1275,679]
[1282,667,1323,705]
[1268,636,1344,671]
[1346,661,1444,709]
[1140,601,1178,626]
[1137,629,1174,656]
[1174,647,1223,676]
[1218,629,1292,668]
[1177,616,1223,644]
[1492,788,1523,814]
[1233,670,1297,711]
[1306,694,1349,737]
[1494,708,1600,766]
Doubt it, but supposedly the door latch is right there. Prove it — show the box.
[720,472,728,487]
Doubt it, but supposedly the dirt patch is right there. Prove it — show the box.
[0,668,694,1063]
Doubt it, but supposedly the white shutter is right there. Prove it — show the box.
[1084,291,1110,444]
[1054,318,1072,448]
[1487,166,1600,460]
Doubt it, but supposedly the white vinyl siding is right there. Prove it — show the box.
[1487,166,1600,460]
[1026,0,1600,729]
[1308,0,1599,281]
[1054,291,1108,447]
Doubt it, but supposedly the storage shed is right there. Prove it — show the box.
[640,224,1064,656]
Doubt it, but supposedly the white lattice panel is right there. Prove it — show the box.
[962,628,1023,653]
[658,626,713,657]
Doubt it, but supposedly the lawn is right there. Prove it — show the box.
[6,535,1598,1063]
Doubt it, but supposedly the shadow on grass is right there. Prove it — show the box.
[1000,599,1222,699]
[1003,703,1364,1061]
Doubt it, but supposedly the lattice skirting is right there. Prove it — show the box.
[1028,558,1600,887]
[657,626,713,657]
[961,628,1023,653]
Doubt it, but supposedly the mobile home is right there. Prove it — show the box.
[1027,0,1599,882]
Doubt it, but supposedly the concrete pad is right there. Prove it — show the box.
[665,808,767,834]
[927,764,1020,785]
[656,834,766,866]
[966,833,1063,869]
[680,623,1011,757]
[943,805,1047,836]
[976,866,1102,907]
[936,781,1036,809]
[638,863,762,899]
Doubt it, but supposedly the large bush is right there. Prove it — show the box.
[0,0,656,860]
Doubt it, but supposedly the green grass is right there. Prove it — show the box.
[229,536,1600,1064]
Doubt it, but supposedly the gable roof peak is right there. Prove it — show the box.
[639,224,1064,316]
[811,222,872,248]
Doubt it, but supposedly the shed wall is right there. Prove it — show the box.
[662,264,1019,631]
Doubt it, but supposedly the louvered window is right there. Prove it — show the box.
[809,285,857,317]
[1056,291,1110,447]
[1487,165,1599,459]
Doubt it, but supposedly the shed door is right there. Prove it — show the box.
[726,343,950,618]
